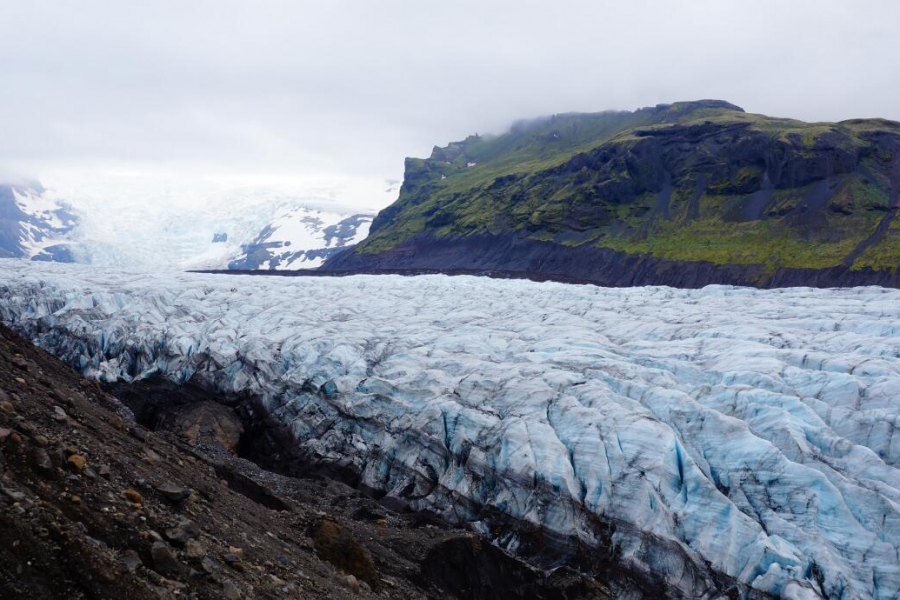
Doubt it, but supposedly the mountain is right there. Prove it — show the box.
[224,206,373,270]
[323,100,900,288]
[0,183,78,262]
[4,260,900,599]
[179,199,375,272]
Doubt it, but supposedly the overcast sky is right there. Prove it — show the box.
[1,0,899,205]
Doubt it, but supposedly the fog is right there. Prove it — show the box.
[2,0,898,208]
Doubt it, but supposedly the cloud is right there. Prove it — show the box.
[1,0,898,206]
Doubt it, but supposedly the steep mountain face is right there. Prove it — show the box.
[0,184,78,262]
[4,261,900,600]
[323,101,900,287]
[226,207,372,270]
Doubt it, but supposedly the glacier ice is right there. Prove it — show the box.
[22,175,397,269]
[1,260,899,599]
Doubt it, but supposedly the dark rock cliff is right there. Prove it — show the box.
[323,231,900,289]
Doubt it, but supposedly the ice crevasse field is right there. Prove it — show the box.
[0,260,899,600]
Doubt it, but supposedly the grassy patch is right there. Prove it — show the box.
[598,216,880,270]
[596,189,883,270]
[852,220,900,272]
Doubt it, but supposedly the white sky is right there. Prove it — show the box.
[1,0,899,210]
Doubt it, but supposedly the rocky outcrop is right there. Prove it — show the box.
[105,378,246,453]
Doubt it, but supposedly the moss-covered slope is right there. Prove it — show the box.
[324,100,900,287]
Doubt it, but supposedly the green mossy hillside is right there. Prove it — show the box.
[351,101,900,274]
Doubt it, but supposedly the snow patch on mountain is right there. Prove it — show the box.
[0,185,78,261]
[1,261,899,599]
[225,205,372,270]
[32,174,396,269]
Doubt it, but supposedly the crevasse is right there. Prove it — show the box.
[1,260,899,600]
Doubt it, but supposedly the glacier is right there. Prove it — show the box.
[1,260,899,599]
[12,175,397,269]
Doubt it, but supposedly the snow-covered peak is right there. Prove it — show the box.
[0,184,78,262]
[223,205,372,270]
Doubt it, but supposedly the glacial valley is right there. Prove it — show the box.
[1,261,899,599]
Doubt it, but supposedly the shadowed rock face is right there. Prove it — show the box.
[323,231,900,289]
[324,101,900,288]
[105,378,245,452]
[421,536,617,600]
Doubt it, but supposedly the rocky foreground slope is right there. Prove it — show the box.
[0,325,616,599]
[2,261,899,599]
[323,100,900,288]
